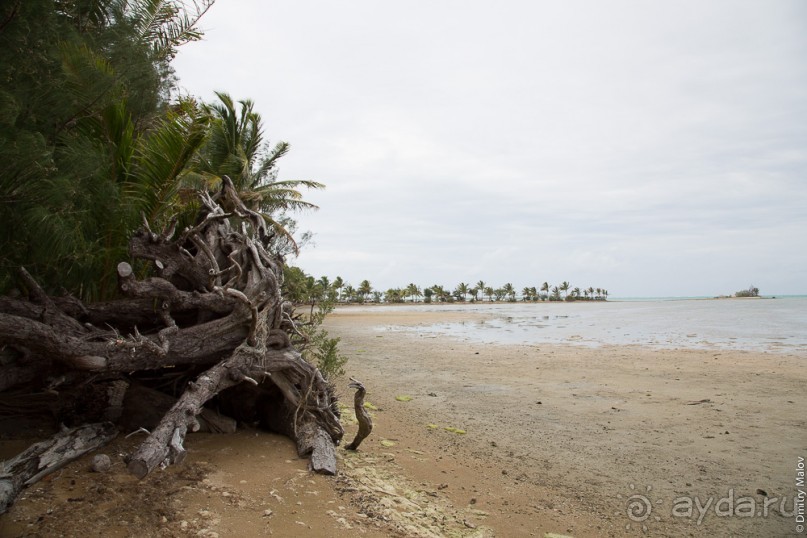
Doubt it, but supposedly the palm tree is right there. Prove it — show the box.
[551,286,561,301]
[303,276,324,317]
[333,276,344,302]
[193,92,324,253]
[502,283,515,302]
[423,287,434,303]
[521,287,532,301]
[470,287,479,302]
[529,286,538,301]
[317,276,336,301]
[455,282,470,302]
[406,283,420,303]
[476,280,486,298]
[343,284,356,303]
[431,285,450,302]
[560,281,570,300]
[540,282,550,301]
[484,286,494,302]
[358,280,372,303]
[391,288,408,303]
[588,287,594,301]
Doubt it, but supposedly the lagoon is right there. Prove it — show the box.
[353,297,807,353]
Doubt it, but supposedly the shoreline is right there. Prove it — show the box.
[323,308,806,537]
[331,299,806,356]
[1,308,804,537]
[325,294,794,308]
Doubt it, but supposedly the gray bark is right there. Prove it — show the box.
[0,176,344,485]
[0,423,117,514]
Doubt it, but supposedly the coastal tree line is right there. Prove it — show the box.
[285,275,610,304]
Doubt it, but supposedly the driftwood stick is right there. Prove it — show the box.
[0,422,118,514]
[345,377,373,451]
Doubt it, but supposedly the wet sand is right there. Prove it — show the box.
[1,307,805,537]
[323,307,806,537]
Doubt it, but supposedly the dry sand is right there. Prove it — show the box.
[1,306,805,537]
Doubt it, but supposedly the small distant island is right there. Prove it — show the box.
[734,285,760,298]
[716,285,761,299]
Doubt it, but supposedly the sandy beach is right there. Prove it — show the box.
[322,307,806,537]
[1,306,805,537]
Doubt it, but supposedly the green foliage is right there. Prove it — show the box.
[192,92,324,255]
[305,329,347,380]
[0,2,323,301]
[282,265,348,379]
[0,0,212,300]
[325,278,609,303]
[735,285,759,298]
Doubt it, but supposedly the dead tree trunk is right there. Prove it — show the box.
[0,177,344,493]
[0,423,117,514]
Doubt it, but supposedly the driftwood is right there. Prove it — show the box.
[0,177,345,505]
[345,377,373,451]
[0,423,118,514]
[120,383,237,434]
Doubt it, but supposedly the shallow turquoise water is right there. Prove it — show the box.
[356,297,807,354]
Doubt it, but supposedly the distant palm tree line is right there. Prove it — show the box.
[312,277,609,304]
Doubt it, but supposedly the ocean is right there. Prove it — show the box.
[362,297,807,354]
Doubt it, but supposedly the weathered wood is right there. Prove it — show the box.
[0,309,252,371]
[345,378,373,451]
[0,175,345,481]
[126,336,343,478]
[296,419,337,475]
[0,360,44,393]
[125,353,252,479]
[120,384,236,434]
[0,423,118,514]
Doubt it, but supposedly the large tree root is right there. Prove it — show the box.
[0,176,346,499]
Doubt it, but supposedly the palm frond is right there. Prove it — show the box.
[255,140,290,180]
[59,41,119,114]
[126,100,209,228]
[123,0,214,60]
[260,213,301,256]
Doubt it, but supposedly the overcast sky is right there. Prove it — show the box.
[173,0,807,297]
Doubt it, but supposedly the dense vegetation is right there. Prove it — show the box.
[282,267,347,378]
[0,1,343,379]
[301,278,609,304]
[0,0,320,301]
[734,285,760,298]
